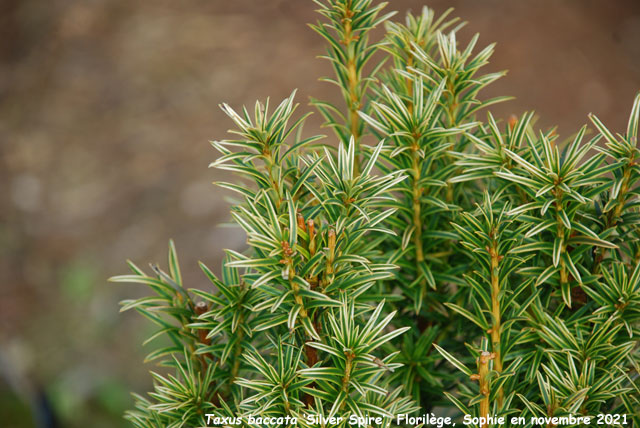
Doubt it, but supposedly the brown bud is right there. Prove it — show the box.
[328,228,336,252]
[508,114,518,130]
[282,241,294,257]
[195,301,209,316]
[308,219,316,255]
[478,351,495,365]
[326,228,337,275]
[297,212,306,232]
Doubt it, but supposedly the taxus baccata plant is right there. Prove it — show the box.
[111,1,640,427]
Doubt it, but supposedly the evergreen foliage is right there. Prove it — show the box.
[111,1,640,427]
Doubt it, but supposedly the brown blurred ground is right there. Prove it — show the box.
[1,0,639,426]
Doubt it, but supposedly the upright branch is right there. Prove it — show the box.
[497,128,617,308]
[361,74,470,312]
[589,93,640,272]
[450,193,527,408]
[311,0,393,170]
[382,7,462,115]
[411,29,510,203]
[213,96,409,416]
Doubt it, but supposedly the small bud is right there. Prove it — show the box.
[478,351,495,365]
[328,228,336,252]
[281,240,294,257]
[297,212,306,232]
[326,228,336,274]
[308,219,316,255]
[508,114,518,130]
[195,301,209,316]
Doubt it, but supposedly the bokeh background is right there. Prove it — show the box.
[1,0,639,426]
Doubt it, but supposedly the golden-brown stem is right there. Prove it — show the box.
[489,242,503,406]
[412,147,424,262]
[406,55,414,115]
[593,160,634,274]
[342,2,361,172]
[264,152,282,210]
[445,81,458,204]
[555,193,570,307]
[229,312,245,384]
[290,274,308,319]
[477,351,495,427]
[342,352,355,392]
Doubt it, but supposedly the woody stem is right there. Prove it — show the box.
[489,243,503,406]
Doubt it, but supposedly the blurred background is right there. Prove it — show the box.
[1,0,639,426]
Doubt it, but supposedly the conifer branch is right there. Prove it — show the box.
[111,2,640,426]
